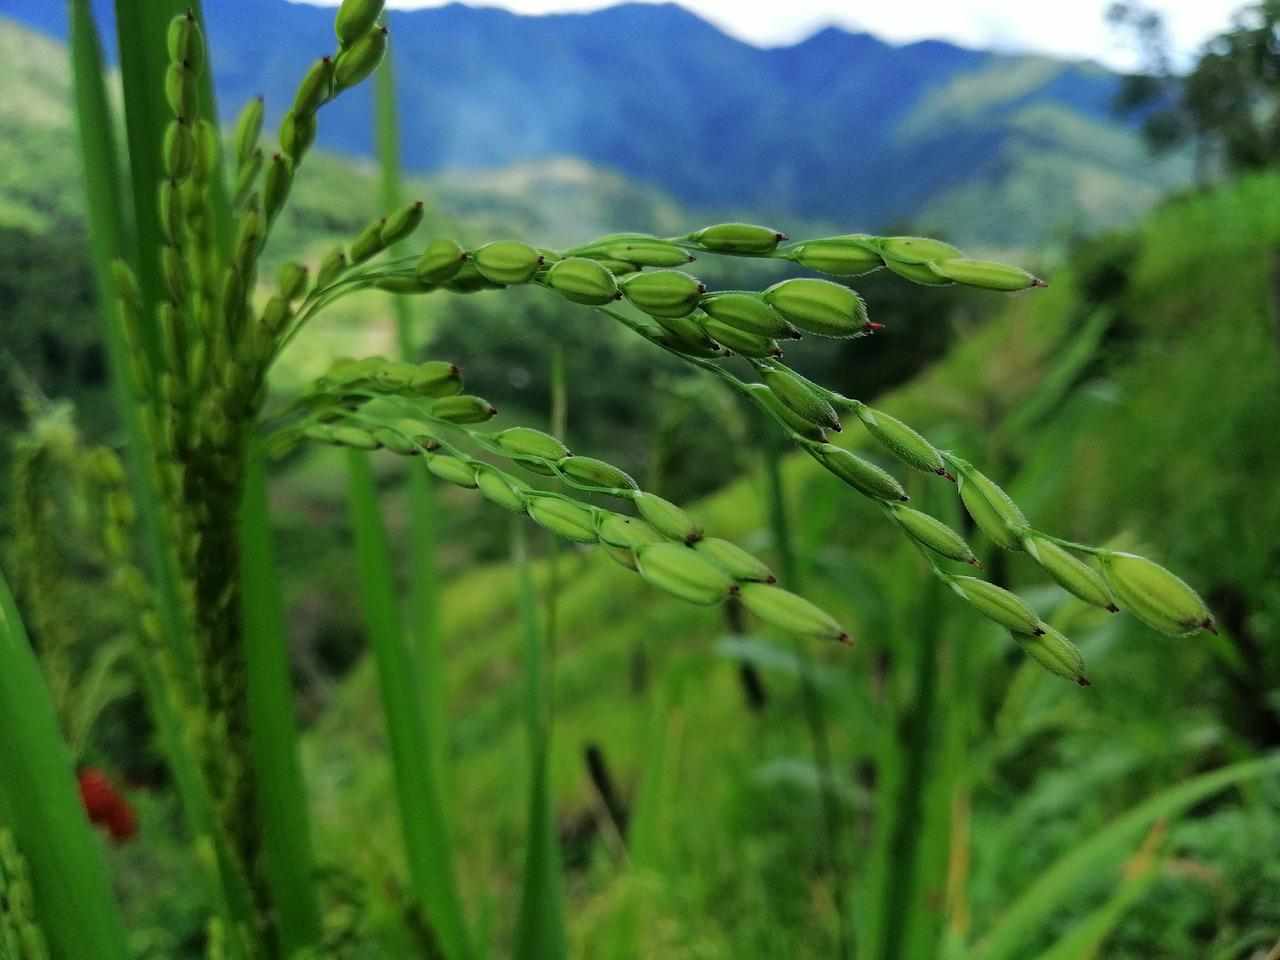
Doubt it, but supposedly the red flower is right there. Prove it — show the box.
[105,799,137,842]
[77,768,137,844]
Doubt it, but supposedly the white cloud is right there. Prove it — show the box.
[296,0,1243,69]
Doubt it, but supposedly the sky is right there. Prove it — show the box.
[298,0,1242,70]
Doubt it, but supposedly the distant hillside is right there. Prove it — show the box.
[3,0,1189,247]
[0,19,689,254]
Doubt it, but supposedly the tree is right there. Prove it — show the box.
[1109,0,1280,177]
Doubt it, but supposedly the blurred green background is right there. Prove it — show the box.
[1,1,1278,957]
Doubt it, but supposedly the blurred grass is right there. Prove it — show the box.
[303,171,1280,956]
[0,568,130,959]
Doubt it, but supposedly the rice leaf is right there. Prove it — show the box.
[0,568,130,960]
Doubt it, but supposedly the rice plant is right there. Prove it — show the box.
[0,0,1235,957]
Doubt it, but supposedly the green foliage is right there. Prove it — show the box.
[2,3,1277,959]
[1111,0,1280,174]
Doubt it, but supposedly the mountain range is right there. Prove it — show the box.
[2,1,1189,247]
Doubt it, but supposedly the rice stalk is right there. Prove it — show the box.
[238,448,322,954]
[760,425,851,958]
[511,521,568,960]
[345,451,472,959]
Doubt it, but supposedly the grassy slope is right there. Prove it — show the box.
[303,243,1076,938]
[302,171,1280,956]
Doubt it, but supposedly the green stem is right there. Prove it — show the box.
[760,432,852,960]
[346,452,472,960]
[335,400,635,501]
[239,449,322,955]
[544,347,568,653]
[511,522,568,960]
[375,41,454,827]
[880,572,944,960]
[1031,531,1105,556]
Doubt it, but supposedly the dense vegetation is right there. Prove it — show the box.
[1,3,1277,959]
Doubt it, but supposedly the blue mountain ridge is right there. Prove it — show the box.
[3,0,1177,243]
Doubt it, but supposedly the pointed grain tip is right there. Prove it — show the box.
[837,632,853,646]
[1202,618,1218,635]
[1031,276,1048,288]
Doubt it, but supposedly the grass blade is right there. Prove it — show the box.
[374,48,451,805]
[69,0,197,681]
[112,0,187,341]
[974,754,1280,960]
[239,448,322,954]
[375,48,418,357]
[346,451,472,959]
[0,567,131,960]
[69,0,129,384]
[512,520,569,960]
[855,487,959,960]
[1031,852,1160,960]
[761,425,851,958]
